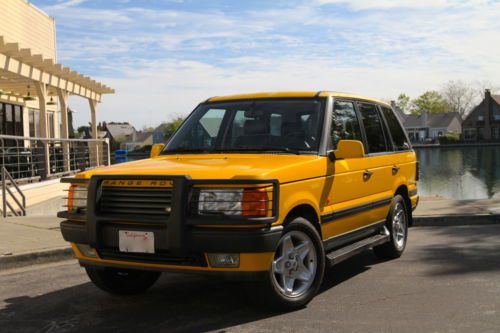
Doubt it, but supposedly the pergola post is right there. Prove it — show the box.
[33,82,50,179]
[57,88,70,172]
[88,98,100,167]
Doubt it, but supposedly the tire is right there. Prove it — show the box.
[373,194,408,259]
[250,217,325,310]
[86,267,161,295]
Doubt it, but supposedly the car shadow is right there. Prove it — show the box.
[0,252,383,332]
[410,225,500,276]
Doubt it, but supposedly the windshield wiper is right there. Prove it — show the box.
[162,148,212,154]
[163,146,313,155]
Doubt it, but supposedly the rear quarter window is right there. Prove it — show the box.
[381,106,411,151]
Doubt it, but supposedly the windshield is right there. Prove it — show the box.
[163,99,325,154]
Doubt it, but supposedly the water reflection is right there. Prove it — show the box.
[416,146,500,199]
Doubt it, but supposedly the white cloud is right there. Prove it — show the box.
[315,0,490,10]
[70,54,485,128]
[38,1,500,128]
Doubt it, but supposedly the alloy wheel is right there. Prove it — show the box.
[271,230,317,298]
[392,202,407,250]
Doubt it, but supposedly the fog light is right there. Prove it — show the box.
[207,253,240,268]
[76,244,98,258]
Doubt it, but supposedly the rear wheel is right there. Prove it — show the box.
[373,194,408,259]
[251,217,325,310]
[86,267,161,295]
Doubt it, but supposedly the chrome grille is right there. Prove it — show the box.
[98,186,173,217]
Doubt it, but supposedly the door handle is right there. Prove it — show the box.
[363,170,373,181]
[392,165,400,175]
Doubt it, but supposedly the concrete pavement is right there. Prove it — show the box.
[413,197,500,226]
[0,217,71,270]
[1,225,499,332]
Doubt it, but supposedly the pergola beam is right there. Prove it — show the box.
[0,38,114,102]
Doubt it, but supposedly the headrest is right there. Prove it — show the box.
[283,121,303,134]
[243,119,266,135]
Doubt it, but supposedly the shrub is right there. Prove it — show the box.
[438,133,460,144]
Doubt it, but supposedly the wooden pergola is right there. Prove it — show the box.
[0,35,114,167]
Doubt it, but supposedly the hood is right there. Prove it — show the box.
[77,154,328,183]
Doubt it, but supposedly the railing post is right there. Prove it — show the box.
[88,99,100,167]
[105,138,111,166]
[57,89,71,172]
[34,83,50,179]
[2,167,6,218]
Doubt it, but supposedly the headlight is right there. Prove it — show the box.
[68,185,88,214]
[197,188,269,217]
[198,189,243,215]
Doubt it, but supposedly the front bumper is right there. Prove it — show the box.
[60,174,282,277]
[60,219,282,253]
[60,219,281,276]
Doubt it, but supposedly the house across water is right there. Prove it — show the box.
[462,89,500,142]
[402,111,462,143]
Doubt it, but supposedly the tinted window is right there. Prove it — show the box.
[331,101,362,149]
[165,99,324,153]
[172,108,227,150]
[381,107,410,151]
[358,103,388,153]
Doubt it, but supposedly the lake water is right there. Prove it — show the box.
[416,146,500,200]
[112,146,500,200]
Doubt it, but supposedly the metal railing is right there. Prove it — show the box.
[0,135,110,182]
[2,167,26,217]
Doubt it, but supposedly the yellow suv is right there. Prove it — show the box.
[58,91,418,309]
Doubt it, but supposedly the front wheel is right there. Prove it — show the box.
[250,217,325,310]
[86,267,161,295]
[373,194,408,259]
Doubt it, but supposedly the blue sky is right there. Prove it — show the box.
[31,0,500,128]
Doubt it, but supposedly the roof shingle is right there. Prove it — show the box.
[403,112,461,128]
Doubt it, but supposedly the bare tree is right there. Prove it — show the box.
[440,80,476,118]
[471,80,500,102]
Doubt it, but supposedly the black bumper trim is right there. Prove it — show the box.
[60,220,87,243]
[188,226,282,252]
[60,219,282,253]
[320,197,392,223]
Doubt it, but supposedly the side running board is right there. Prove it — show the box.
[326,227,390,267]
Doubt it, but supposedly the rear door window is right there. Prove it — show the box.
[358,103,389,154]
[380,106,410,151]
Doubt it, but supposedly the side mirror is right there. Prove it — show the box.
[334,140,365,159]
[150,143,165,158]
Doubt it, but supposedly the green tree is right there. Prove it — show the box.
[396,93,411,113]
[411,91,449,115]
[163,117,184,140]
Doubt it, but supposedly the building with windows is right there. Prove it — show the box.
[0,0,115,216]
[403,111,462,142]
[462,89,500,141]
[0,0,114,177]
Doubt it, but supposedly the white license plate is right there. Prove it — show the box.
[119,230,155,254]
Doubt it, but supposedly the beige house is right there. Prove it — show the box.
[0,0,116,216]
[0,0,114,167]
[120,131,154,152]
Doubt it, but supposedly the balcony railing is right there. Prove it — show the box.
[0,134,110,182]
